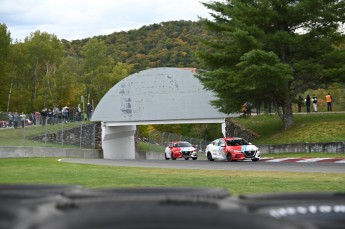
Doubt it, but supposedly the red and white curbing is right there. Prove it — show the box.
[260,157,345,163]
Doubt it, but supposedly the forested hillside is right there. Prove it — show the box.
[0,20,209,113]
[64,20,208,73]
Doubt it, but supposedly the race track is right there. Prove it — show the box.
[60,158,345,173]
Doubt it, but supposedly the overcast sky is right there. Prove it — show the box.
[1,0,213,42]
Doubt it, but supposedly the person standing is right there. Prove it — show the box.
[87,103,93,121]
[69,107,75,122]
[47,109,53,124]
[312,95,318,112]
[7,112,13,127]
[20,112,26,128]
[77,104,82,122]
[29,112,36,125]
[34,111,41,125]
[62,107,68,123]
[13,112,19,128]
[41,108,47,126]
[305,95,311,113]
[53,106,60,124]
[326,93,332,111]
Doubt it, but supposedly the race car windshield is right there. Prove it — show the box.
[174,142,192,147]
[226,139,249,146]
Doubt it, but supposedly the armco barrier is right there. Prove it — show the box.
[0,147,102,158]
[258,141,345,154]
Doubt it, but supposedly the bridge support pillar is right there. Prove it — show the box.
[101,124,136,159]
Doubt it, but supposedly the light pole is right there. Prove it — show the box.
[6,80,13,113]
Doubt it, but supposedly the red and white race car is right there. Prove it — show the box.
[205,137,260,162]
[164,141,198,160]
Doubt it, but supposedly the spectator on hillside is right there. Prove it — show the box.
[34,111,41,125]
[62,106,68,123]
[41,108,47,126]
[312,95,318,112]
[7,112,13,127]
[29,112,36,125]
[241,101,252,116]
[305,95,311,113]
[326,92,332,112]
[47,109,53,124]
[87,103,93,121]
[20,112,26,128]
[77,104,82,122]
[69,107,75,122]
[13,112,19,128]
[53,106,60,124]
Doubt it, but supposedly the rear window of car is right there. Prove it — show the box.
[226,139,249,146]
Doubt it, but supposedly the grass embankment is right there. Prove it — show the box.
[0,122,84,147]
[0,158,344,195]
[235,112,345,145]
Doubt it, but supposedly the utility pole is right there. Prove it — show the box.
[81,95,85,121]
[6,80,13,113]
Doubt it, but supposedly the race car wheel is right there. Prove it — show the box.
[192,157,197,160]
[251,158,259,162]
[207,152,214,161]
[226,152,232,162]
[171,153,176,160]
[165,153,169,160]
[185,158,189,160]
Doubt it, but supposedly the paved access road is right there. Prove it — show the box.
[60,158,345,173]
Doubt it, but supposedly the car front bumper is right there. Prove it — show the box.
[210,151,260,161]
[180,151,198,158]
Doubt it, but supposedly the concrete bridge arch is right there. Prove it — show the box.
[91,67,237,159]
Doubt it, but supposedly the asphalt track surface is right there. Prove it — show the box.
[60,158,345,173]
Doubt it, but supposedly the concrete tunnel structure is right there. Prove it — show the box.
[91,67,238,159]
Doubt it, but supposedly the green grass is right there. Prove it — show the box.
[235,113,345,145]
[0,158,344,195]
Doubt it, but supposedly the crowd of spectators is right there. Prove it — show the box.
[4,103,93,128]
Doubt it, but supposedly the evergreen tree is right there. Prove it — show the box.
[198,0,345,129]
